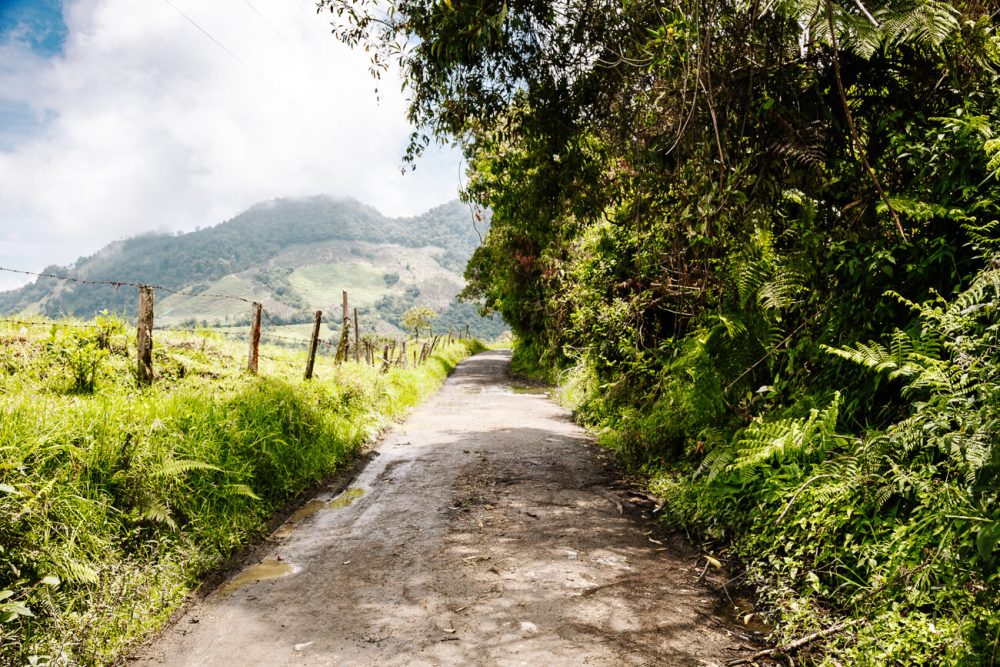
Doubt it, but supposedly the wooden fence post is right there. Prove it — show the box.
[382,344,390,372]
[400,340,407,368]
[304,310,322,379]
[247,302,262,374]
[465,324,470,339]
[136,286,154,386]
[353,306,360,363]
[335,290,350,364]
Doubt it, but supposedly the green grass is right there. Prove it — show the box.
[157,275,270,326]
[0,317,480,664]
[289,263,390,310]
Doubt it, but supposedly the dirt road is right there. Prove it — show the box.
[133,350,749,666]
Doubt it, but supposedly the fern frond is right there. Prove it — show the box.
[758,269,804,311]
[822,340,904,375]
[60,557,99,585]
[223,483,261,500]
[152,459,221,478]
[876,0,960,52]
[947,269,1000,321]
[139,500,177,530]
[962,220,1000,253]
[697,444,736,482]
[731,393,843,473]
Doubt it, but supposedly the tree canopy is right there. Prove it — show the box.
[323,0,1000,662]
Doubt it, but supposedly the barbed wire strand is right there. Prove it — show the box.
[0,318,99,330]
[0,266,256,305]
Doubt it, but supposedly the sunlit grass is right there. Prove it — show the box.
[0,316,478,664]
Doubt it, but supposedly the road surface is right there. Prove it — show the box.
[133,350,750,666]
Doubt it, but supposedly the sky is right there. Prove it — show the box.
[0,0,462,291]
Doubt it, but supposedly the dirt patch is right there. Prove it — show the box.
[130,350,761,666]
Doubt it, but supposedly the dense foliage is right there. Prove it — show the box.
[0,317,481,664]
[323,0,1000,662]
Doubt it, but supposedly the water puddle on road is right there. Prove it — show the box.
[219,560,299,595]
[272,489,366,538]
[287,499,326,523]
[327,487,365,509]
[509,384,550,396]
[713,598,773,637]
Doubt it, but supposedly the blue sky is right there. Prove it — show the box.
[0,0,68,56]
[0,0,460,291]
[0,0,65,150]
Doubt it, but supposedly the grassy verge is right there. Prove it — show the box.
[0,318,482,665]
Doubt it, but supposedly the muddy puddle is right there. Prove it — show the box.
[713,598,773,637]
[287,499,326,523]
[273,489,367,538]
[328,487,365,509]
[458,382,550,396]
[219,560,299,595]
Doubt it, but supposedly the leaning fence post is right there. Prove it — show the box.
[137,285,154,386]
[335,290,350,364]
[353,306,360,363]
[247,302,262,374]
[304,310,322,379]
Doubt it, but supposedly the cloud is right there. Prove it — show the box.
[0,0,461,291]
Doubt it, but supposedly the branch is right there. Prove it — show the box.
[726,619,861,665]
[825,0,907,242]
[852,0,879,27]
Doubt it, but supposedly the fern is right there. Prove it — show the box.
[791,0,960,59]
[152,459,221,478]
[58,556,99,585]
[138,499,177,530]
[826,265,1000,490]
[876,0,960,52]
[697,442,736,482]
[223,483,261,501]
[729,392,844,476]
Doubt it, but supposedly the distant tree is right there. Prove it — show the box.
[401,306,437,339]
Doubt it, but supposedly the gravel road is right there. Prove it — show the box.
[132,350,750,666]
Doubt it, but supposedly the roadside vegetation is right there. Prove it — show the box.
[0,316,480,665]
[325,0,1000,662]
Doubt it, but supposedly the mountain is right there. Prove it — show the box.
[0,196,504,338]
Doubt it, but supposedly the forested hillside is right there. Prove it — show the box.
[0,197,504,338]
[324,0,1000,663]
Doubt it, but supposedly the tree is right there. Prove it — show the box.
[401,305,437,339]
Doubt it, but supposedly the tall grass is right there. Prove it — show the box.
[0,319,480,665]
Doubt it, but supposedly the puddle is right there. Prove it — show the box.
[714,598,773,636]
[287,499,326,523]
[327,487,365,509]
[510,384,549,395]
[219,560,298,595]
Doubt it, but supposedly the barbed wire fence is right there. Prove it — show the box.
[0,266,469,384]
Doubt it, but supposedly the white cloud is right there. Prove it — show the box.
[0,0,461,291]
